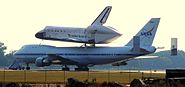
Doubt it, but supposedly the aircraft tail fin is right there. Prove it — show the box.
[91,6,112,26]
[126,18,160,47]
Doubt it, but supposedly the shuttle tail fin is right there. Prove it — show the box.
[91,6,112,26]
[126,18,160,47]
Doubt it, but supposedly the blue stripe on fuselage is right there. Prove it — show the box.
[14,53,144,56]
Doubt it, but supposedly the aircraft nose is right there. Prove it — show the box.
[114,32,122,38]
[35,32,45,39]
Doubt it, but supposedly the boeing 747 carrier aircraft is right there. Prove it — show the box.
[11,18,160,71]
[35,6,121,47]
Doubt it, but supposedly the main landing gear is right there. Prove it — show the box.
[62,65,70,71]
[61,65,89,71]
[26,63,30,70]
[75,66,89,71]
[18,63,30,70]
[80,43,96,48]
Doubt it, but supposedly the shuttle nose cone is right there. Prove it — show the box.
[114,32,122,38]
[35,32,45,39]
[117,32,122,36]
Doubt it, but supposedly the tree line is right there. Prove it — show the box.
[0,42,15,66]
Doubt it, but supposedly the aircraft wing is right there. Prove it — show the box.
[47,54,78,65]
[63,38,83,42]
[112,60,128,66]
[112,56,159,66]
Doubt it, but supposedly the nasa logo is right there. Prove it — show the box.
[141,32,152,36]
[141,26,154,36]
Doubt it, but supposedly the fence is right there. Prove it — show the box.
[0,69,165,84]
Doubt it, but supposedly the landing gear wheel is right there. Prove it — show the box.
[75,67,89,71]
[62,65,70,71]
[22,67,25,70]
[25,63,30,70]
[18,67,25,70]
[26,66,30,70]
[62,67,70,71]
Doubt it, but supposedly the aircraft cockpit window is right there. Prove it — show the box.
[21,46,25,49]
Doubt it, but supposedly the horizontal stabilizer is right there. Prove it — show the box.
[135,56,159,59]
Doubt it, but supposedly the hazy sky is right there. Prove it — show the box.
[0,0,185,52]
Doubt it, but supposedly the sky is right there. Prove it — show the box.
[0,0,185,52]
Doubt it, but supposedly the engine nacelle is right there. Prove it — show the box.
[35,57,51,67]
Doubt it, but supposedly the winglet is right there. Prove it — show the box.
[91,6,112,26]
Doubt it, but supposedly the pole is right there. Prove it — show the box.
[108,69,110,82]
[129,69,131,83]
[45,70,47,86]
[142,72,144,80]
[24,70,26,83]
[87,70,89,80]
[3,68,5,85]
[63,70,65,84]
[150,68,152,78]
[45,70,47,83]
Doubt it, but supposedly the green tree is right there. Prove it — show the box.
[6,50,16,57]
[4,50,16,66]
[0,42,7,58]
[0,42,15,66]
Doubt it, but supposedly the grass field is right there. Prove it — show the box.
[0,70,165,84]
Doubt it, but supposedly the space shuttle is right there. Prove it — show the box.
[12,18,160,70]
[35,6,122,45]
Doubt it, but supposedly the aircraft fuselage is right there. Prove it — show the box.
[14,44,155,66]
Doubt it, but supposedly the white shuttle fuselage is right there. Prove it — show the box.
[35,6,122,44]
[36,25,121,44]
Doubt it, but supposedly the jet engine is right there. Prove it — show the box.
[35,57,51,67]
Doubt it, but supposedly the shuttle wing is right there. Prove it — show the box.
[62,38,84,43]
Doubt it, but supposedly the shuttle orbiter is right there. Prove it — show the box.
[35,6,121,46]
